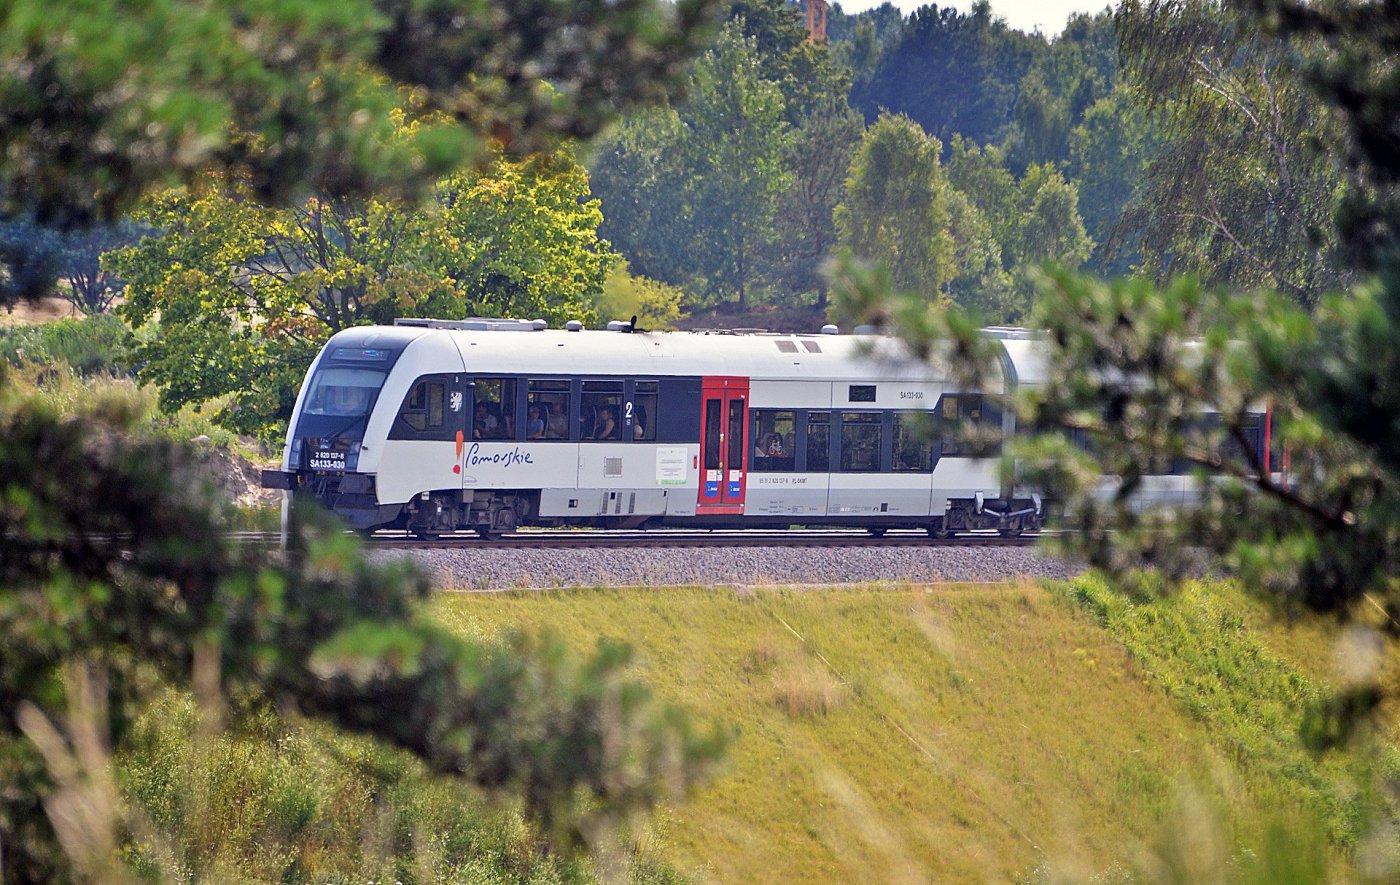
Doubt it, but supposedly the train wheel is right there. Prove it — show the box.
[476,526,498,541]
[414,528,440,541]
[927,524,952,539]
[867,527,887,538]
[998,516,1024,538]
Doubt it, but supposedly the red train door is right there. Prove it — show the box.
[697,377,749,515]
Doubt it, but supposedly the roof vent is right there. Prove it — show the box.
[565,320,584,332]
[820,324,839,335]
[853,324,878,335]
[531,318,547,331]
[606,320,634,332]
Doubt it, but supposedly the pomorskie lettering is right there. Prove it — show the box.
[464,442,535,467]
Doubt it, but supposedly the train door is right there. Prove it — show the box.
[697,377,750,515]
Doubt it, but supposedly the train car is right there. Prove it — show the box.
[261,318,1046,538]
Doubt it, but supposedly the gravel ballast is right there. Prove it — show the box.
[371,544,1084,591]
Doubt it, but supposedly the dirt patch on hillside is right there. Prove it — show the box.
[187,439,281,510]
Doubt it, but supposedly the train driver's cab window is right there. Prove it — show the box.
[806,412,830,472]
[399,377,445,433]
[893,411,935,472]
[750,409,796,471]
[473,377,516,439]
[304,368,386,417]
[938,394,998,457]
[582,380,623,440]
[840,412,882,472]
[527,379,571,440]
[631,381,658,440]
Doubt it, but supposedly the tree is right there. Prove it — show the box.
[590,107,692,287]
[0,387,726,881]
[1,2,727,879]
[110,176,450,439]
[945,139,1093,322]
[834,0,1400,753]
[431,144,618,323]
[851,1,1041,148]
[0,0,721,305]
[1114,0,1350,308]
[1067,87,1156,276]
[110,145,615,439]
[678,21,791,308]
[770,97,866,307]
[835,113,955,303]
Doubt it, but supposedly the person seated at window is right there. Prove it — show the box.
[546,399,568,438]
[591,406,618,440]
[473,402,499,439]
[526,404,546,438]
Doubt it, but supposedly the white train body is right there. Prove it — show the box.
[265,319,1258,537]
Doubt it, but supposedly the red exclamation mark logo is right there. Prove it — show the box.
[453,430,463,474]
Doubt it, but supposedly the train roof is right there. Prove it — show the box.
[320,320,1064,390]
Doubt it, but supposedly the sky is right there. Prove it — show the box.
[833,0,1111,37]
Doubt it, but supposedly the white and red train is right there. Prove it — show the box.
[262,318,1268,538]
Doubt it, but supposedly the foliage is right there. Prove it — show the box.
[118,692,610,883]
[109,143,615,440]
[0,378,726,881]
[677,21,792,308]
[431,143,618,323]
[0,313,129,376]
[1114,0,1350,308]
[0,0,721,305]
[769,97,866,307]
[835,113,955,304]
[599,261,689,330]
[1067,86,1156,275]
[850,1,1040,148]
[835,0,1400,752]
[590,107,692,290]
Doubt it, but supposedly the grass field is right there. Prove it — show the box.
[433,577,1400,882]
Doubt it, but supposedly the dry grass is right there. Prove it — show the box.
[770,658,849,718]
[431,581,1391,883]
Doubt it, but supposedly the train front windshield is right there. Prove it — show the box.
[303,367,386,417]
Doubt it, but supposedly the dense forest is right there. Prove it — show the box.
[589,0,1348,323]
[0,0,1354,439]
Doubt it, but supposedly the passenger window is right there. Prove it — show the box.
[473,378,516,440]
[751,409,796,472]
[840,412,882,472]
[806,412,830,472]
[581,380,623,440]
[893,412,934,472]
[632,381,658,441]
[527,379,571,440]
[939,394,997,457]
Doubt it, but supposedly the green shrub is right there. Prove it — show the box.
[0,313,130,375]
